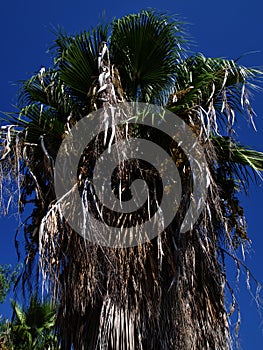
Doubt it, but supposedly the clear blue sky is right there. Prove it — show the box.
[0,1,262,349]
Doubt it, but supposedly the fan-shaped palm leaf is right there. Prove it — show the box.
[19,69,78,117]
[213,136,263,170]
[170,54,262,133]
[212,135,263,189]
[110,9,186,103]
[57,25,109,99]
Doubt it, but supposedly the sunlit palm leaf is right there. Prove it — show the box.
[111,9,186,103]
[11,300,27,325]
[212,135,263,190]
[213,135,263,170]
[170,54,262,132]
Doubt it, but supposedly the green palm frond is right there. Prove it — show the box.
[170,54,262,131]
[212,136,263,170]
[57,25,109,98]
[19,69,77,116]
[110,9,186,103]
[26,297,56,332]
[11,300,27,325]
[22,106,64,144]
[212,135,263,188]
[0,104,64,166]
[2,105,64,139]
[19,74,49,107]
[174,54,261,108]
[51,28,74,64]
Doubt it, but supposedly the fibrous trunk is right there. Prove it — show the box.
[39,43,230,350]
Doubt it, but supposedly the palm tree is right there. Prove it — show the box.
[0,297,59,349]
[1,9,263,349]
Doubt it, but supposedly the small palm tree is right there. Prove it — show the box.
[1,9,263,349]
[9,297,58,349]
